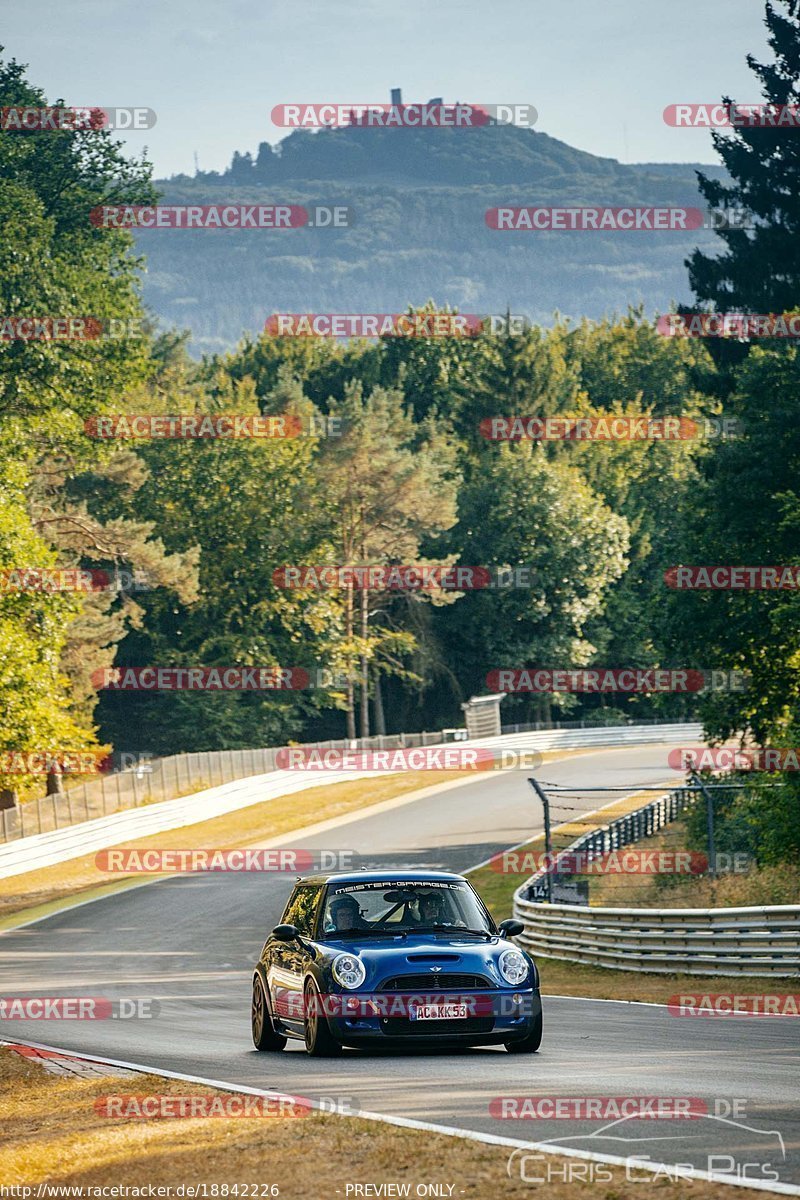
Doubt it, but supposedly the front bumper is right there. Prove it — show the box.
[327,988,542,1043]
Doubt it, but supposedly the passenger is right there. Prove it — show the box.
[415,891,449,926]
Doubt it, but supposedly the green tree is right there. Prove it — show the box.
[95,354,339,753]
[687,2,800,315]
[444,445,629,725]
[318,384,460,737]
[0,449,101,803]
[0,53,155,422]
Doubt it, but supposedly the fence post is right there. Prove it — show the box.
[691,772,717,876]
[527,778,553,903]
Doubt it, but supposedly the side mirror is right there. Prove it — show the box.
[499,918,524,938]
[272,923,300,941]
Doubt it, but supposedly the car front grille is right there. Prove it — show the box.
[379,973,495,991]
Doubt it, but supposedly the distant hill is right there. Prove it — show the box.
[139,121,729,355]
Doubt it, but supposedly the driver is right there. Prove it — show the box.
[328,894,367,932]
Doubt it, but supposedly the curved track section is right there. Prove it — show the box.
[1,744,798,1190]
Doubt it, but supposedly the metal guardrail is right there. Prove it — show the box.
[482,721,702,754]
[501,715,688,734]
[513,896,800,977]
[513,789,800,977]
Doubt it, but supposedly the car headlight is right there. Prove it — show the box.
[331,953,366,990]
[498,948,529,986]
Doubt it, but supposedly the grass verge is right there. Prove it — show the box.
[0,1046,736,1198]
[585,816,800,909]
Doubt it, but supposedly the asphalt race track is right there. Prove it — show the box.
[2,744,799,1191]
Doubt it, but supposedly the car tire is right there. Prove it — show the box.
[252,973,287,1051]
[505,1011,542,1054]
[304,979,342,1057]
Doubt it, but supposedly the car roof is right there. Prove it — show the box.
[293,869,469,887]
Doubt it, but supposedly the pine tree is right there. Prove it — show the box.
[687,1,800,314]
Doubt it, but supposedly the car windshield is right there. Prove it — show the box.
[320,879,493,937]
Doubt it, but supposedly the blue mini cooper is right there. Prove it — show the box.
[251,870,542,1056]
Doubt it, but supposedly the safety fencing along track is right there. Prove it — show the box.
[513,789,800,978]
[0,733,451,843]
[0,722,700,879]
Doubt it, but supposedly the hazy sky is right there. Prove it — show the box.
[4,0,769,178]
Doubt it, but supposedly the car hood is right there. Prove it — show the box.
[315,932,532,989]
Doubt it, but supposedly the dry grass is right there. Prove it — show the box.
[0,1047,736,1198]
[584,818,800,909]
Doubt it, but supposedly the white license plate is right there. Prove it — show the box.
[409,1002,469,1021]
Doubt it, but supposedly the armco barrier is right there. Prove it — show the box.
[0,722,699,880]
[512,893,800,977]
[512,787,800,978]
